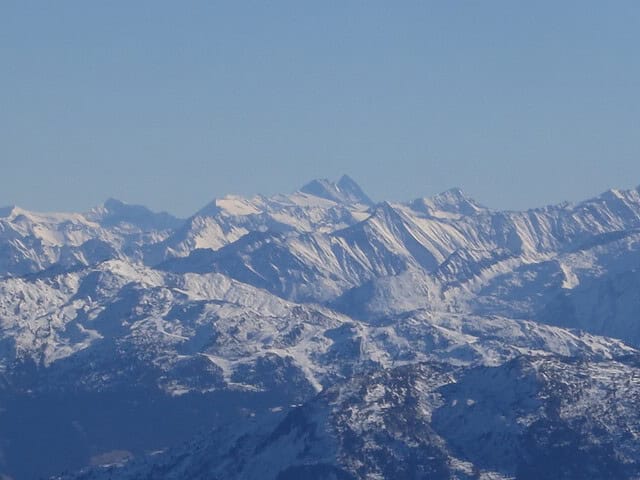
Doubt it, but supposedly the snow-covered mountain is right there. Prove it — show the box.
[0,199,181,277]
[1,177,640,479]
[57,355,640,480]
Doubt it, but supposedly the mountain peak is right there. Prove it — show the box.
[104,197,126,208]
[88,197,133,218]
[410,187,485,216]
[337,174,374,204]
[0,205,18,218]
[368,200,408,227]
[89,198,181,230]
[0,205,35,220]
[300,175,373,205]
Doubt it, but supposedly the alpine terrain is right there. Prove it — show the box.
[1,175,640,479]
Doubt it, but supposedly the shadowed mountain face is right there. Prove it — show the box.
[1,177,640,479]
[57,356,640,480]
[300,175,375,206]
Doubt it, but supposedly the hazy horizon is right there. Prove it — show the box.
[2,173,640,218]
[2,1,639,216]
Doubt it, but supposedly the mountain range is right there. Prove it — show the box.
[2,175,640,479]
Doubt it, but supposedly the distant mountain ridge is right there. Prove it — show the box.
[2,176,640,479]
[300,174,375,206]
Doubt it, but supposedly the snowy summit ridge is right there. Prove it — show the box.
[1,175,640,479]
[300,174,375,206]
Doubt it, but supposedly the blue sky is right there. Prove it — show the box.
[1,1,639,216]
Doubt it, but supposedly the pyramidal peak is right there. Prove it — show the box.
[300,174,374,206]
[372,200,403,219]
[336,174,374,204]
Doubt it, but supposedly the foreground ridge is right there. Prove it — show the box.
[58,356,640,480]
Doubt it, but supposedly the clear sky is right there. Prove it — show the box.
[1,1,639,217]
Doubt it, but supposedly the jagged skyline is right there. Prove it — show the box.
[2,2,640,216]
[3,172,640,478]
[2,173,640,220]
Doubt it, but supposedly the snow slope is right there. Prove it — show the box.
[58,355,640,480]
[1,177,640,478]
